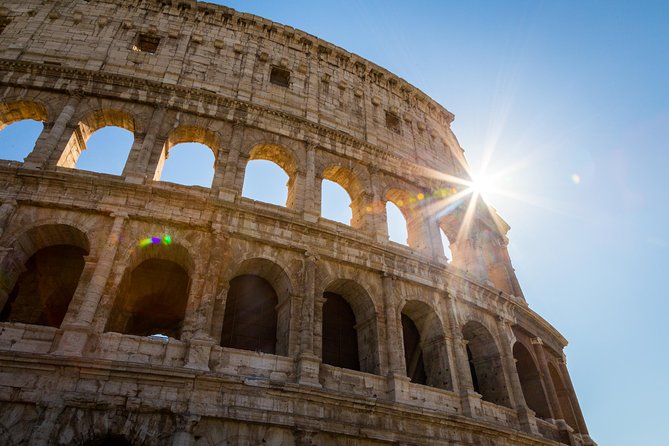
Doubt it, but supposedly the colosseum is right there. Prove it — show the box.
[0,1,595,445]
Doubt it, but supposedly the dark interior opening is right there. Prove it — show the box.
[1,245,86,327]
[270,66,290,87]
[106,258,189,338]
[136,33,160,53]
[385,111,401,134]
[322,291,360,371]
[221,274,278,354]
[401,313,427,385]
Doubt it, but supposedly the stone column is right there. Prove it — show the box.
[496,317,539,434]
[371,174,389,244]
[219,121,245,201]
[210,284,230,344]
[184,228,226,370]
[53,213,127,356]
[558,357,590,437]
[122,106,166,183]
[381,273,403,376]
[531,337,561,420]
[24,94,81,169]
[382,273,411,402]
[444,291,480,417]
[302,141,319,222]
[426,214,445,259]
[297,252,320,387]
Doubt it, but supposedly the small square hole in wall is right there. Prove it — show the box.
[0,17,10,35]
[270,66,290,88]
[133,33,160,53]
[385,111,401,134]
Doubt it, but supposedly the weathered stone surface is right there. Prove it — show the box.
[0,1,594,445]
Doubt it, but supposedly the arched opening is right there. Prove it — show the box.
[321,180,352,225]
[513,342,551,419]
[401,301,452,389]
[462,321,511,407]
[321,165,366,228]
[0,245,86,328]
[0,224,90,329]
[220,258,292,356]
[105,244,192,339]
[159,142,215,187]
[0,100,48,162]
[386,201,409,245]
[221,274,278,354]
[58,109,135,172]
[401,313,427,385]
[242,160,289,206]
[549,363,580,431]
[156,126,219,187]
[440,228,453,262]
[75,126,134,175]
[242,143,297,208]
[0,120,44,163]
[320,279,379,374]
[322,292,359,370]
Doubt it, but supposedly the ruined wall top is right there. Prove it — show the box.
[0,0,467,178]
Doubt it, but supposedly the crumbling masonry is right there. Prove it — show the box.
[0,1,595,445]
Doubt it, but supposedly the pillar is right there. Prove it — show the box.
[122,106,165,182]
[297,252,320,387]
[531,337,561,420]
[24,94,81,169]
[53,213,127,356]
[302,141,319,222]
[444,291,480,417]
[496,317,539,434]
[370,172,389,243]
[219,121,245,201]
[382,273,412,401]
[382,273,403,376]
[184,228,226,370]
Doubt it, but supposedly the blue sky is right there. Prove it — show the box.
[1,1,667,443]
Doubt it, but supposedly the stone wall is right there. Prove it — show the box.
[0,1,594,445]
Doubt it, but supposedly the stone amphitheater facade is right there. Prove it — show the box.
[0,1,595,445]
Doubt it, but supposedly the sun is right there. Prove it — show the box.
[469,173,493,201]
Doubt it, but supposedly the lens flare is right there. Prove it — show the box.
[139,234,173,247]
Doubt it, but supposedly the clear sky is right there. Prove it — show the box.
[1,1,667,443]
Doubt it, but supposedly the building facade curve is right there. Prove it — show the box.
[0,1,594,445]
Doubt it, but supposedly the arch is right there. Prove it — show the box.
[248,143,297,177]
[0,224,90,328]
[0,100,48,162]
[513,342,551,418]
[549,362,580,431]
[242,143,298,208]
[401,300,452,390]
[385,188,416,246]
[0,100,48,130]
[321,165,366,228]
[155,125,219,187]
[221,258,293,356]
[105,243,192,339]
[321,279,380,374]
[58,109,136,172]
[462,320,511,407]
